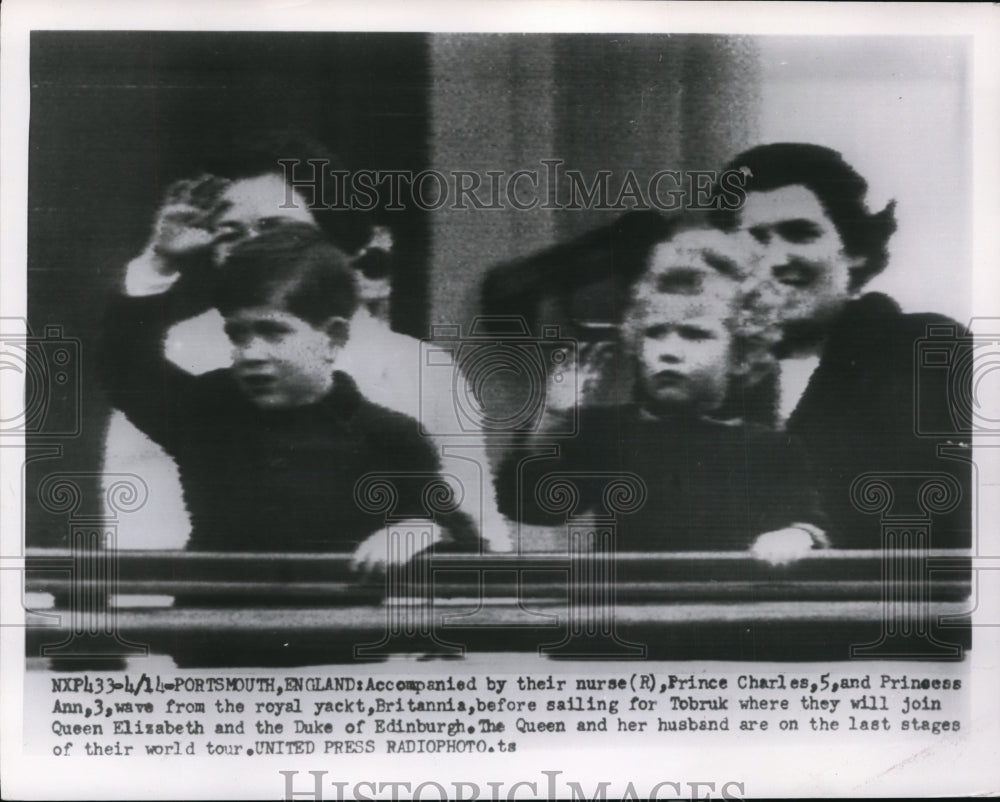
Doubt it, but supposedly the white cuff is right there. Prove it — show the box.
[791,522,830,549]
[123,249,181,297]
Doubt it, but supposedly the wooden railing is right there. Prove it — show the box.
[23,549,973,665]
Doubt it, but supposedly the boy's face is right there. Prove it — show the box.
[223,306,342,408]
[635,295,732,413]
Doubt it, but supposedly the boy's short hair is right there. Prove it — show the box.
[214,222,359,326]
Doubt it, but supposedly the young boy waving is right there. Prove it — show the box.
[101,197,478,567]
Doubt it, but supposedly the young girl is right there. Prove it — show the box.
[496,228,827,564]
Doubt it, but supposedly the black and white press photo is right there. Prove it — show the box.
[1,1,998,798]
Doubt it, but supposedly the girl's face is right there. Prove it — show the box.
[635,296,732,414]
[631,231,746,414]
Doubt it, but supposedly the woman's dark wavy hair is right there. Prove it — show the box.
[710,143,898,291]
[214,222,358,327]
